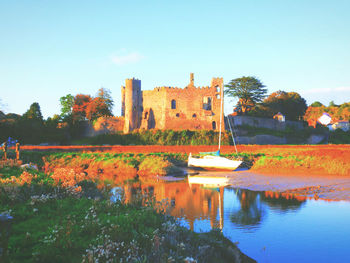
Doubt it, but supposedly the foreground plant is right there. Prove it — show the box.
[0,161,255,263]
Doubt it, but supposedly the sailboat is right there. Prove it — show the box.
[187,82,242,171]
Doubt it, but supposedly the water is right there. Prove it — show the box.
[116,177,350,263]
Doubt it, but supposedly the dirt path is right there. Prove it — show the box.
[190,169,350,201]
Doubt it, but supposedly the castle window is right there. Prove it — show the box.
[216,94,220,99]
[192,113,197,118]
[202,97,212,110]
[212,121,216,130]
[216,86,220,92]
[171,99,176,109]
[176,113,180,117]
[144,112,148,119]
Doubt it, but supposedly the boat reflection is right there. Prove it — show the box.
[118,175,308,231]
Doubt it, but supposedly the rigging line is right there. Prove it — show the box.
[218,82,224,151]
[228,116,238,155]
[230,117,240,145]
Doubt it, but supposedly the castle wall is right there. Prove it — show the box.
[139,76,224,131]
[162,85,222,130]
[142,89,167,129]
[122,74,225,133]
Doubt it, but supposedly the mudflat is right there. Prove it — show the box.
[194,169,350,201]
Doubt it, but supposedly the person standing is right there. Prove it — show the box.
[15,142,20,161]
[2,141,7,160]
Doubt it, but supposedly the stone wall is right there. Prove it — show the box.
[124,74,225,132]
[228,115,304,131]
[83,117,125,137]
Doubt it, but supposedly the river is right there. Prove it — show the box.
[113,174,350,262]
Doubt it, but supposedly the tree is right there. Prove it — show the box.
[225,76,267,114]
[59,94,74,118]
[329,100,338,107]
[86,97,112,121]
[260,91,307,121]
[310,101,324,107]
[22,102,43,122]
[96,87,114,115]
[72,94,92,122]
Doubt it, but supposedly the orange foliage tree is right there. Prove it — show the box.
[72,94,92,122]
[72,88,114,122]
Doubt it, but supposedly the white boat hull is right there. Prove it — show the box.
[188,153,242,171]
[188,175,230,187]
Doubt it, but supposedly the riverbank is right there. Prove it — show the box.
[0,160,255,263]
[191,169,350,201]
[15,144,350,176]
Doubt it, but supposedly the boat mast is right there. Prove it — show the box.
[218,80,224,151]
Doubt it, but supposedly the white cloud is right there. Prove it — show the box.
[111,51,144,66]
[303,87,350,94]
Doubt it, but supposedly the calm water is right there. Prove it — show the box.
[116,177,350,263]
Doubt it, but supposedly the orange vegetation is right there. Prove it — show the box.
[21,144,350,176]
[0,170,35,185]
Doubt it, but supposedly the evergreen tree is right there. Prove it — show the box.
[225,76,267,114]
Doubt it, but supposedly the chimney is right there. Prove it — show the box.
[190,73,194,85]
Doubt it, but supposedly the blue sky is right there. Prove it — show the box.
[1,0,349,118]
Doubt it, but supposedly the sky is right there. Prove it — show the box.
[0,0,349,118]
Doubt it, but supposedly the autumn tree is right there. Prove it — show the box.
[96,88,114,115]
[85,88,114,121]
[260,91,307,121]
[225,76,267,114]
[71,89,114,122]
[72,94,92,122]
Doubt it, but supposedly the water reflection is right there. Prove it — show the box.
[117,176,307,231]
[111,175,350,262]
[261,191,306,213]
[229,189,265,229]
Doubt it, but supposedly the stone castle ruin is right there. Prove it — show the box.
[121,73,224,133]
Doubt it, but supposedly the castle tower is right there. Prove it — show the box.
[211,77,225,131]
[121,86,125,117]
[123,78,142,133]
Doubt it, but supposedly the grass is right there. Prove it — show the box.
[0,161,254,263]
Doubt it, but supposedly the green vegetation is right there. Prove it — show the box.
[328,129,350,144]
[0,157,253,262]
[236,124,328,143]
[72,129,231,146]
[250,91,307,121]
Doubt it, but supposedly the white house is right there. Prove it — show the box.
[273,112,286,122]
[328,121,350,132]
[318,113,332,126]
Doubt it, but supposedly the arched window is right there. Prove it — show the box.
[202,97,212,110]
[171,99,176,109]
[212,121,216,130]
[216,86,220,92]
[144,112,148,119]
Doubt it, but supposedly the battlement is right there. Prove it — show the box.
[122,73,224,133]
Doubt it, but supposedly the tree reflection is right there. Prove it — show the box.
[260,191,306,213]
[230,189,265,228]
